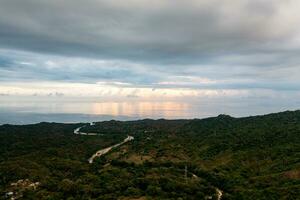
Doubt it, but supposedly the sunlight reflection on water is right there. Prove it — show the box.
[0,98,193,119]
[0,96,298,123]
[91,101,190,118]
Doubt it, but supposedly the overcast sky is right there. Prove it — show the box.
[0,0,300,116]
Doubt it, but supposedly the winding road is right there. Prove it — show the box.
[216,188,223,200]
[73,122,97,135]
[88,135,134,163]
[74,123,221,198]
[192,173,223,200]
[73,122,134,164]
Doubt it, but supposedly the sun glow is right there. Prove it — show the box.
[91,101,190,118]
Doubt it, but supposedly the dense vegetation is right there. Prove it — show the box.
[0,111,299,199]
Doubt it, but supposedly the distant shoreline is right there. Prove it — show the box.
[0,109,298,125]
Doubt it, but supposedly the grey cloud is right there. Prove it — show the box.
[0,0,299,64]
[0,48,300,91]
[0,50,162,85]
[0,0,299,93]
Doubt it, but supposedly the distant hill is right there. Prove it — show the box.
[0,110,299,199]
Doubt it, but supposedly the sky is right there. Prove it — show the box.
[0,0,300,119]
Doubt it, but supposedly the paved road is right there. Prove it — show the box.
[216,188,223,200]
[73,123,134,163]
[73,123,97,135]
[191,173,223,200]
[74,123,221,198]
[88,135,134,163]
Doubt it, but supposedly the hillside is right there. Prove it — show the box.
[0,111,299,199]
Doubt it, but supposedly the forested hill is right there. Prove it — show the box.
[0,110,299,199]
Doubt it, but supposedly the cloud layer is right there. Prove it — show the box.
[0,0,300,101]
